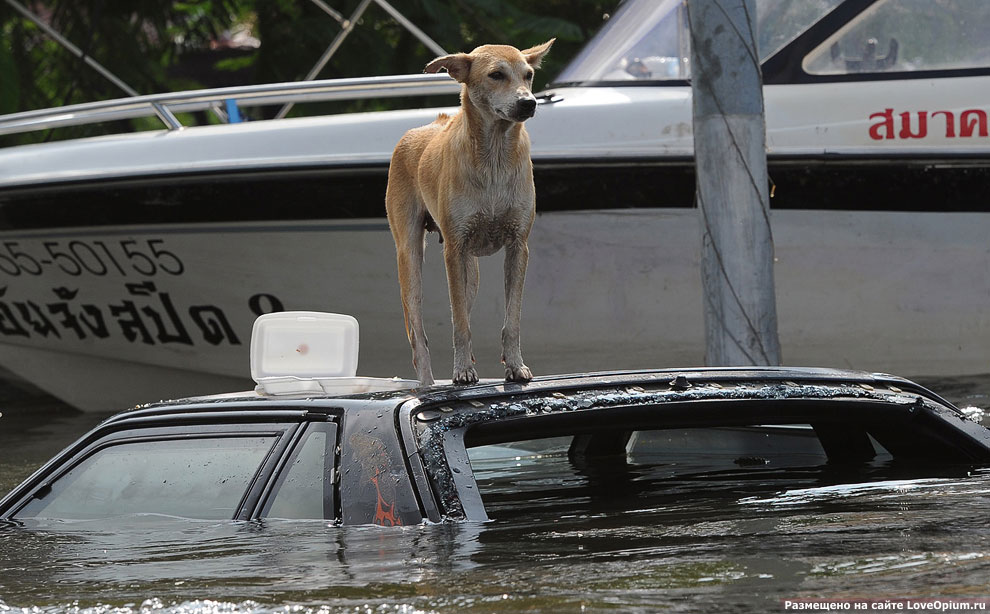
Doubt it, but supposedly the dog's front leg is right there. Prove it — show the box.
[444,245,480,384]
[502,240,533,381]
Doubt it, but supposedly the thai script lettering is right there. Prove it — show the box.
[0,283,283,347]
[869,108,988,140]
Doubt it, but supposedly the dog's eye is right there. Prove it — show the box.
[488,71,505,81]
[525,71,534,81]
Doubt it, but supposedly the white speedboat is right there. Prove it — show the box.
[1,0,988,410]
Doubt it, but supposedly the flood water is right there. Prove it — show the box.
[1,375,989,613]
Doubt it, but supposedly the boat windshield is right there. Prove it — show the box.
[553,0,841,85]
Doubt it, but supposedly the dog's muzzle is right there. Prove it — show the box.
[514,98,537,120]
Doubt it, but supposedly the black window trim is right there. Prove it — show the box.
[254,420,341,521]
[397,399,445,523]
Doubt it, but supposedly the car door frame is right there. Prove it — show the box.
[0,421,303,521]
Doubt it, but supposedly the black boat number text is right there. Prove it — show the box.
[0,239,185,277]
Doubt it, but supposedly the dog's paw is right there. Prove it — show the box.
[453,365,479,385]
[505,364,533,382]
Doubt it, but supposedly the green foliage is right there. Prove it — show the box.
[0,22,19,115]
[0,0,617,145]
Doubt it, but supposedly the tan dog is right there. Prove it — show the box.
[385,40,554,386]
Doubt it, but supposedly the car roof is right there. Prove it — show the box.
[106,366,941,423]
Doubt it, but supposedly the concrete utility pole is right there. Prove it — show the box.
[687,0,781,366]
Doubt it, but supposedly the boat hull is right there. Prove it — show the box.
[4,0,990,411]
[0,205,987,411]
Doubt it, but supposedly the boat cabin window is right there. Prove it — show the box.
[803,0,990,75]
[15,435,278,521]
[553,0,840,85]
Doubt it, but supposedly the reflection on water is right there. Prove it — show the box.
[1,518,486,606]
[0,375,989,613]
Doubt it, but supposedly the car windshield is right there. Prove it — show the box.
[467,428,832,519]
[553,0,841,84]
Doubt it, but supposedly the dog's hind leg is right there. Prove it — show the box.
[502,240,533,381]
[394,226,434,385]
[387,182,435,385]
[396,234,434,385]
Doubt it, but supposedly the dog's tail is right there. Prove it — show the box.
[433,113,452,125]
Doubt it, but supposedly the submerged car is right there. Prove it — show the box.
[1,313,988,526]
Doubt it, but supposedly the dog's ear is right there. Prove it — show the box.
[522,39,555,69]
[424,53,472,82]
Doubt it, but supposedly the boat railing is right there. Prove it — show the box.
[0,73,461,138]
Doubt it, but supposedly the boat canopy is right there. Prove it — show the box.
[553,0,841,85]
[552,0,990,86]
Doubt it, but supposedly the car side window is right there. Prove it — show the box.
[262,422,338,520]
[15,435,277,520]
[803,0,990,75]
